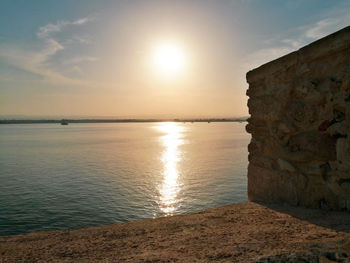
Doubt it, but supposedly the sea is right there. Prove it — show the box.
[0,122,249,236]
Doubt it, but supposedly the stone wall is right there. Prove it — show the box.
[246,26,350,210]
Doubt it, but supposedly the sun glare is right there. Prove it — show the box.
[152,43,187,78]
[154,122,185,215]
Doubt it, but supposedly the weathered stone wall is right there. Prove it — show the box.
[246,26,350,210]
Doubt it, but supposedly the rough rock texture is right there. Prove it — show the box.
[1,202,350,263]
[246,26,350,210]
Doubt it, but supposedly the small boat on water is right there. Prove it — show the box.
[61,119,69,125]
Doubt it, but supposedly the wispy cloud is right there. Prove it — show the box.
[37,17,94,39]
[0,44,94,88]
[72,17,93,25]
[64,36,93,45]
[63,56,99,65]
[71,65,83,75]
[0,15,97,86]
[243,4,350,70]
[304,16,350,40]
[36,16,96,62]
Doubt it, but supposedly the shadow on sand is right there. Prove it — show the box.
[258,201,350,234]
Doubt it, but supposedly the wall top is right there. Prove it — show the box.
[246,25,350,81]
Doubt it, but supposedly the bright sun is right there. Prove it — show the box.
[152,43,187,77]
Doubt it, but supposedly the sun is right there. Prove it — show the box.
[152,43,187,78]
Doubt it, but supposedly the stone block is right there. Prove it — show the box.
[277,159,296,173]
[248,164,298,205]
[288,131,337,161]
[336,138,348,162]
[327,121,347,136]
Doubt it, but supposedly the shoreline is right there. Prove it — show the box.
[0,118,247,124]
[1,202,349,262]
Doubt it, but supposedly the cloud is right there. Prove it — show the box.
[0,15,97,86]
[36,16,95,61]
[72,16,95,25]
[304,16,350,40]
[37,16,94,39]
[281,39,302,49]
[37,22,65,39]
[71,65,83,75]
[44,38,64,56]
[304,18,336,39]
[0,44,87,87]
[243,4,350,71]
[64,36,92,45]
[63,56,99,65]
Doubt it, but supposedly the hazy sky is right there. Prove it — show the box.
[1,0,350,118]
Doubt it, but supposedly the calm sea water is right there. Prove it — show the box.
[0,122,249,236]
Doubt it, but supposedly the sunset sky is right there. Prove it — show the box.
[1,0,350,118]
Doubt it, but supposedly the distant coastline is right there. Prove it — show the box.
[0,118,247,124]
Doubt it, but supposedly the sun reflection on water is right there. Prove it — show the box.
[155,122,185,215]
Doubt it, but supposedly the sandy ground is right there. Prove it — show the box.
[1,202,350,262]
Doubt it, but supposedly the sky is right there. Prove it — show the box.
[1,0,350,118]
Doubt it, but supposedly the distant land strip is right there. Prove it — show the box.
[0,118,247,124]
